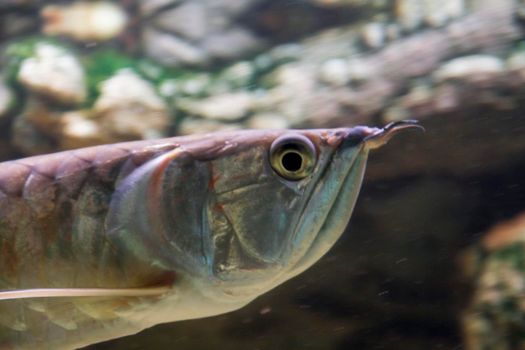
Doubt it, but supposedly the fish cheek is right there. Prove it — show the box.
[213,180,303,266]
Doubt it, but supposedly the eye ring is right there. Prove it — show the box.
[269,134,317,181]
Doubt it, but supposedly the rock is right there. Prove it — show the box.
[346,58,375,82]
[219,61,255,89]
[154,2,211,41]
[41,1,128,41]
[506,51,525,83]
[17,43,87,104]
[10,99,59,155]
[385,23,402,41]
[396,0,465,30]
[139,0,182,17]
[247,113,289,129]
[423,0,465,27]
[142,27,210,67]
[0,13,38,38]
[361,22,386,49]
[0,80,13,119]
[59,110,106,149]
[258,63,318,125]
[159,74,212,98]
[507,51,525,71]
[202,26,262,61]
[178,92,253,121]
[433,55,504,83]
[463,212,525,350]
[94,69,170,140]
[95,69,166,113]
[395,0,424,31]
[180,74,212,96]
[207,0,263,17]
[177,117,242,135]
[318,58,351,86]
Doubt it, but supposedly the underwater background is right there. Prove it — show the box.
[1,0,525,349]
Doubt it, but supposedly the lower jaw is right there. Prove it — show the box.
[284,150,368,278]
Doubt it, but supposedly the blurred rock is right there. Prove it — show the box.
[178,117,242,135]
[247,113,289,129]
[59,110,106,149]
[433,55,504,83]
[154,2,211,41]
[423,0,465,27]
[318,58,351,86]
[41,1,128,42]
[201,27,262,61]
[396,0,465,30]
[0,80,13,120]
[218,61,256,89]
[361,22,386,49]
[138,0,181,17]
[0,13,38,39]
[17,43,87,105]
[93,69,170,140]
[11,98,59,155]
[178,92,253,121]
[395,0,424,30]
[142,27,210,67]
[463,212,525,350]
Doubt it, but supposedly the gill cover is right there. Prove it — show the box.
[106,148,211,275]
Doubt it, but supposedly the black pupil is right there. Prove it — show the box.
[281,151,303,172]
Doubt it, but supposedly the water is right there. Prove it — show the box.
[1,1,524,349]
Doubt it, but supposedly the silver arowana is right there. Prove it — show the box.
[0,121,421,349]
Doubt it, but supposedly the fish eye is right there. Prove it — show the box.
[269,134,317,181]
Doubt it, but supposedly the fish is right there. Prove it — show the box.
[0,121,422,349]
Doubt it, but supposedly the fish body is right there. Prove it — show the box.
[0,123,420,349]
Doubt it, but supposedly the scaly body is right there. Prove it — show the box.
[0,123,421,349]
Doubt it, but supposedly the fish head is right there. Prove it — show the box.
[195,121,422,298]
[108,122,421,305]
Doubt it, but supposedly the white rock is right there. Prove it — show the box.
[143,28,209,67]
[41,1,128,41]
[434,55,504,82]
[94,69,170,139]
[180,74,211,96]
[60,111,104,149]
[247,113,289,129]
[507,52,525,71]
[220,61,255,88]
[423,0,465,27]
[95,69,166,112]
[347,58,375,82]
[319,58,351,86]
[178,118,242,135]
[18,43,87,104]
[396,0,424,31]
[361,22,386,49]
[202,27,261,60]
[158,79,180,98]
[0,80,13,118]
[385,23,401,41]
[179,92,253,121]
[155,2,210,41]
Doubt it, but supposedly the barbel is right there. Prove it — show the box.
[0,121,422,349]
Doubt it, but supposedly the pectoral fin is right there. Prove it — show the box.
[0,286,172,350]
[0,286,170,300]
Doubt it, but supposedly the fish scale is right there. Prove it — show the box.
[0,140,180,349]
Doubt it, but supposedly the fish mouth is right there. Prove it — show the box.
[277,127,372,280]
[283,120,424,277]
[284,138,367,278]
